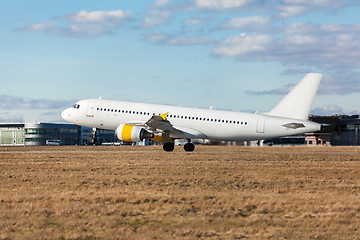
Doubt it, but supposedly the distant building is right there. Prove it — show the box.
[305,115,360,146]
[330,115,360,146]
[0,123,25,146]
[0,123,116,146]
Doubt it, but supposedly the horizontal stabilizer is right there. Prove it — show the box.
[282,123,305,129]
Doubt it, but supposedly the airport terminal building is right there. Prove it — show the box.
[0,123,116,146]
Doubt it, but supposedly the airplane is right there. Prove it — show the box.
[61,73,323,151]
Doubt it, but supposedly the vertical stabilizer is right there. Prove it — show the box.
[265,73,322,120]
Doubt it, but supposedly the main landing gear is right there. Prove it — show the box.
[163,140,195,152]
[184,140,195,152]
[163,142,174,152]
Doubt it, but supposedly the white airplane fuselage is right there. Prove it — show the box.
[62,73,324,151]
[62,98,321,141]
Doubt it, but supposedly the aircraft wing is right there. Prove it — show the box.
[144,113,206,139]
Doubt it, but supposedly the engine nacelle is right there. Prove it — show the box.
[116,124,154,142]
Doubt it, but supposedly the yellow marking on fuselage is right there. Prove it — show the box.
[160,112,168,120]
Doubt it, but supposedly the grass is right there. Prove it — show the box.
[0,145,360,239]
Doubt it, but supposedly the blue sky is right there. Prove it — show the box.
[1,0,360,123]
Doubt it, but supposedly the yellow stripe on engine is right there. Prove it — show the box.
[122,124,134,142]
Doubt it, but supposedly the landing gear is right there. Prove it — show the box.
[163,142,174,152]
[184,140,195,152]
[91,128,98,145]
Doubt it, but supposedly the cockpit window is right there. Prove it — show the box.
[73,104,80,109]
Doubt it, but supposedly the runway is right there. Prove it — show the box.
[1,145,360,239]
[2,145,360,155]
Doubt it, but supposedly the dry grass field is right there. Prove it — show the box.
[1,145,360,239]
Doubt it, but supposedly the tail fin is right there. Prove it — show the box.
[265,73,322,120]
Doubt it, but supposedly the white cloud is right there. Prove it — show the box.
[167,37,215,45]
[193,0,249,10]
[23,21,54,32]
[275,0,347,18]
[246,83,295,95]
[183,16,211,26]
[213,34,273,57]
[142,10,172,28]
[20,9,131,37]
[63,10,130,24]
[282,68,313,75]
[311,105,344,116]
[319,71,360,95]
[284,22,360,35]
[0,112,24,123]
[144,33,172,43]
[144,33,215,45]
[220,16,270,30]
[212,29,360,70]
[276,5,307,18]
[247,71,360,96]
[152,0,171,7]
[0,95,75,110]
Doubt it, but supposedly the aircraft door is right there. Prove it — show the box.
[256,115,265,133]
[86,100,96,117]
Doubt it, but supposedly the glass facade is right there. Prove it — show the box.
[0,123,116,146]
[0,124,25,146]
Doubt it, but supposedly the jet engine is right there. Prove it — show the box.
[116,124,154,142]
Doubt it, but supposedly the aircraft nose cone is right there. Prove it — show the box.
[61,108,71,122]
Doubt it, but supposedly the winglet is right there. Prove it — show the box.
[160,112,168,120]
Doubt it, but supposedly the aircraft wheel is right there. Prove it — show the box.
[163,142,174,152]
[184,143,195,152]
